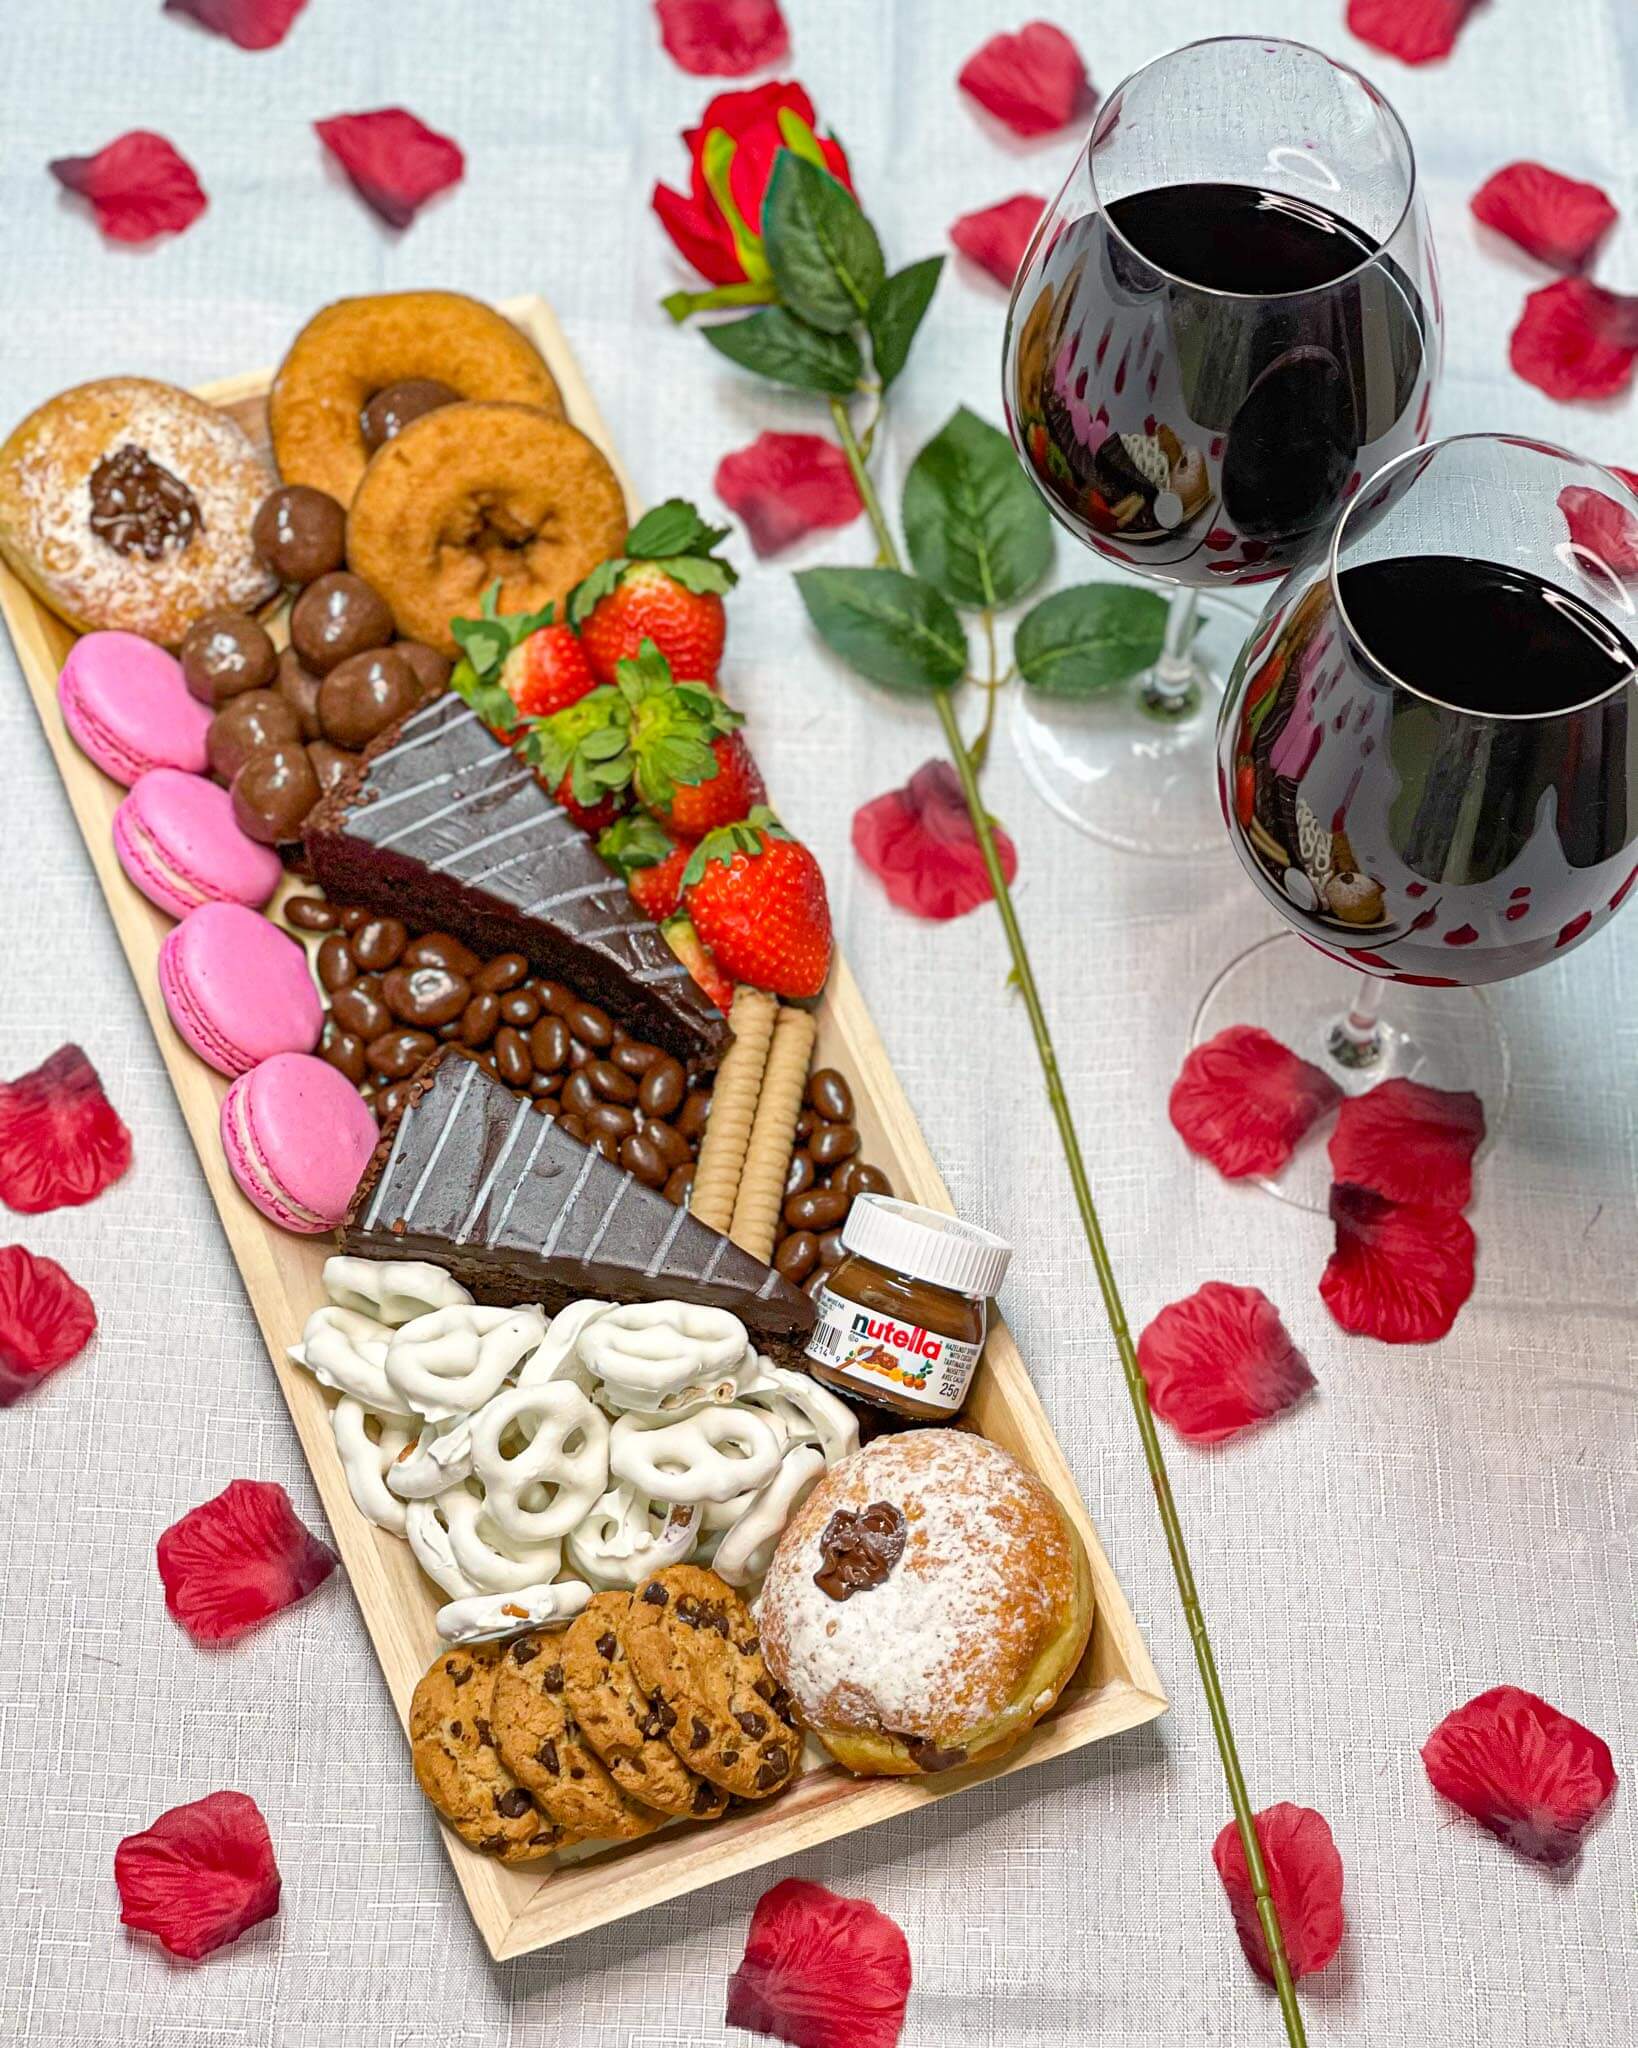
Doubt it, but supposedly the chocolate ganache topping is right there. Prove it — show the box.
[813,1501,907,1601]
[88,444,202,559]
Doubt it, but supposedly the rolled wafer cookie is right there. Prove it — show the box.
[689,987,777,1234]
[729,1005,818,1263]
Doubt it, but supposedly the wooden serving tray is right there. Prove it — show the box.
[0,296,1165,1960]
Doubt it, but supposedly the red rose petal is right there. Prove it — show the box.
[1422,1687,1618,1867]
[950,194,1046,288]
[0,1244,97,1406]
[115,1791,281,1960]
[957,23,1092,139]
[1471,163,1617,274]
[157,1478,336,1645]
[726,1877,912,2048]
[715,432,862,556]
[852,760,1018,921]
[313,109,464,230]
[162,0,307,50]
[1212,1803,1346,1984]
[1327,1078,1485,1210]
[48,131,207,245]
[1320,1183,1475,1344]
[1137,1282,1316,1445]
[1558,484,1638,581]
[1347,0,1479,66]
[1168,1026,1341,1180]
[1510,278,1638,402]
[1610,465,1638,496]
[0,1044,132,1214]
[655,0,789,76]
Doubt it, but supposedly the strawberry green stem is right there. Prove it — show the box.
[827,398,1309,2048]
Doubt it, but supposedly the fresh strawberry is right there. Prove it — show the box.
[551,769,627,837]
[447,582,564,738]
[660,729,766,838]
[661,912,735,1013]
[681,807,832,999]
[569,498,737,684]
[599,813,695,923]
[502,620,595,719]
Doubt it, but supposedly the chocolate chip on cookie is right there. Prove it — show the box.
[408,1642,571,1865]
[492,1630,664,1843]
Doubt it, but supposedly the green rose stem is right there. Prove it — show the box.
[827,396,1309,2048]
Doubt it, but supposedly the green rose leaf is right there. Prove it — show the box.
[867,255,943,391]
[1014,584,1175,697]
[762,151,885,335]
[795,567,968,695]
[702,308,863,395]
[902,406,1053,609]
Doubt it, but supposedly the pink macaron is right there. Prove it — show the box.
[58,632,212,786]
[159,902,324,1078]
[113,768,283,921]
[220,1052,379,1235]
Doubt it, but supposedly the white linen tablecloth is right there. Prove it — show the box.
[0,3,1632,2043]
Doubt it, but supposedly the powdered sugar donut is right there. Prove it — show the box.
[759,1430,1094,1777]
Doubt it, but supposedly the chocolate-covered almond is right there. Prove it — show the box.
[276,646,325,739]
[351,917,408,971]
[317,647,420,749]
[402,931,482,977]
[231,742,322,845]
[207,689,301,782]
[366,1028,437,1080]
[181,610,278,706]
[252,485,347,586]
[290,572,393,675]
[382,965,470,1028]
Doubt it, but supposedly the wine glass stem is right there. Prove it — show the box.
[1141,588,1204,717]
[1329,972,1387,1069]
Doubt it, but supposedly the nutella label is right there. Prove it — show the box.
[806,1287,980,1414]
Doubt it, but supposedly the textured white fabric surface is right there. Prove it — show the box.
[1,4,1634,2044]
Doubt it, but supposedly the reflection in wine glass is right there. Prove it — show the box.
[1199,433,1638,1208]
[1002,35,1441,856]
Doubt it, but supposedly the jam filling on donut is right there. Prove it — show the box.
[813,1501,907,1601]
[88,444,202,560]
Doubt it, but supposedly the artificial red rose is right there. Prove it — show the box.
[0,1044,132,1213]
[949,195,1046,287]
[0,1245,97,1406]
[115,1791,281,1959]
[1137,1282,1316,1445]
[1510,278,1638,402]
[1320,1183,1475,1344]
[1347,0,1480,66]
[1558,483,1638,580]
[1421,1687,1618,1867]
[727,1877,912,2048]
[1470,163,1617,273]
[653,81,852,290]
[656,0,789,77]
[313,109,464,229]
[715,431,862,555]
[957,23,1092,139]
[157,1478,336,1645]
[48,132,207,244]
[1168,1026,1340,1180]
[852,760,1018,921]
[162,0,307,50]
[1212,1803,1346,1984]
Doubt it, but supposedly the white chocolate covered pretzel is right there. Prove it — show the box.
[579,1300,755,1414]
[564,1484,702,1589]
[405,1486,563,1597]
[384,1303,548,1421]
[743,1362,861,1465]
[516,1298,609,1396]
[331,1398,415,1537]
[467,1381,609,1544]
[322,1256,472,1327]
[713,1446,826,1588]
[435,1579,593,1647]
[290,1306,413,1418]
[386,1417,474,1501]
[607,1403,783,1505]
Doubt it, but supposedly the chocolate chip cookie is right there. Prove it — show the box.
[560,1592,728,1821]
[620,1565,800,1800]
[492,1629,665,1842]
[409,1641,569,1864]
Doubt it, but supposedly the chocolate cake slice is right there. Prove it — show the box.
[305,693,728,1069]
[341,1049,817,1363]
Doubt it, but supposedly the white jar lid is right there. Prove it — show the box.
[839,1194,1012,1300]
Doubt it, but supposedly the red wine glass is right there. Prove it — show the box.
[1198,432,1638,1208]
[1002,35,1441,856]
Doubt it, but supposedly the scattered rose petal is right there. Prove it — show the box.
[716,432,862,556]
[0,1245,97,1406]
[1510,278,1638,402]
[1137,1283,1315,1445]
[157,1479,336,1645]
[162,0,307,50]
[727,1877,912,2048]
[115,1791,281,1960]
[1212,1803,1346,1984]
[1558,484,1638,580]
[1320,1183,1475,1344]
[1422,1687,1618,1867]
[1347,0,1479,66]
[1327,1079,1485,1209]
[48,132,207,245]
[656,0,789,76]
[313,109,464,230]
[1168,1026,1341,1180]
[1470,163,1617,274]
[950,195,1046,288]
[1610,466,1638,496]
[0,1044,132,1214]
[852,760,1018,921]
[957,23,1091,138]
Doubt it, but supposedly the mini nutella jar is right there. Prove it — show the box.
[805,1195,1012,1420]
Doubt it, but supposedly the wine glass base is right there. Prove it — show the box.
[1008,589,1261,857]
[1190,931,1513,1214]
